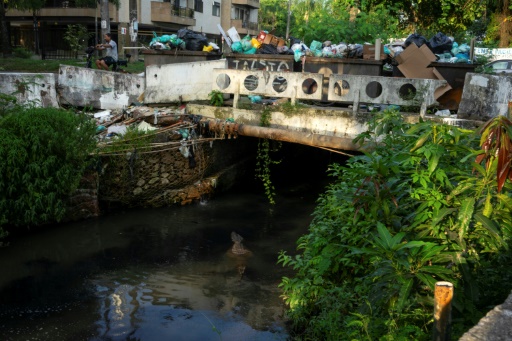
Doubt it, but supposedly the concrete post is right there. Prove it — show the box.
[375,38,381,61]
[433,281,453,341]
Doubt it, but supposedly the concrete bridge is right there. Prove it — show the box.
[0,60,508,152]
[2,61,512,338]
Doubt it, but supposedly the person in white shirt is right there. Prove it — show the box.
[95,33,118,70]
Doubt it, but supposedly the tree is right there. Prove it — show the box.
[485,0,512,47]
[359,0,487,34]
[259,0,288,38]
[288,1,401,44]
[64,24,93,58]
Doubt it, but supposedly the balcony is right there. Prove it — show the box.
[151,1,196,27]
[230,19,258,35]
[232,0,260,9]
[6,1,115,20]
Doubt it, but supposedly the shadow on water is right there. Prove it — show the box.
[0,143,350,340]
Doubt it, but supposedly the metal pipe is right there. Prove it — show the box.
[204,119,361,151]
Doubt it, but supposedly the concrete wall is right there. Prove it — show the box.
[186,104,372,141]
[58,65,145,110]
[145,59,227,103]
[0,73,59,108]
[458,73,512,121]
[460,291,512,340]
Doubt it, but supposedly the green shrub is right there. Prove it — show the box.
[12,47,33,59]
[0,107,96,227]
[279,110,512,340]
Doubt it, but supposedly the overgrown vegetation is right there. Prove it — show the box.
[0,101,96,230]
[208,90,224,107]
[255,107,281,205]
[278,109,512,340]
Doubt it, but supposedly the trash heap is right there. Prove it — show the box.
[225,27,474,65]
[226,27,365,62]
[149,28,220,53]
[393,32,472,64]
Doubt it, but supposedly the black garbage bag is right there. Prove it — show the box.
[257,44,279,54]
[404,33,427,48]
[289,36,301,46]
[428,32,453,54]
[176,28,208,51]
[346,44,363,58]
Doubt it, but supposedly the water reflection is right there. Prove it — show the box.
[0,183,325,340]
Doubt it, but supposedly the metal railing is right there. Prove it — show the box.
[45,0,95,8]
[171,7,195,18]
[42,49,80,60]
[242,21,258,30]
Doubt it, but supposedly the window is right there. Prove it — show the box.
[233,7,246,21]
[212,1,220,17]
[194,0,203,12]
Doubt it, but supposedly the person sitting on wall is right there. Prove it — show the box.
[95,33,118,71]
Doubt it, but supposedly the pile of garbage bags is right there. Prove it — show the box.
[149,29,220,53]
[226,27,472,64]
[397,32,471,63]
[291,40,363,62]
[228,28,364,62]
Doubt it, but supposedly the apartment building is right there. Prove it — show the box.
[5,0,259,58]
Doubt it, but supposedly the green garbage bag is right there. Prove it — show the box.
[310,40,322,51]
[231,41,243,53]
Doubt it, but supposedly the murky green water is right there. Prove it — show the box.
[0,146,339,341]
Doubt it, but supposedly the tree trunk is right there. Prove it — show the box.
[0,3,12,57]
[499,0,511,47]
[100,0,110,55]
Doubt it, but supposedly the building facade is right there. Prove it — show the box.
[5,0,259,58]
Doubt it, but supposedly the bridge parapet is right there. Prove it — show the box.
[328,75,449,115]
[212,69,450,116]
[212,69,324,107]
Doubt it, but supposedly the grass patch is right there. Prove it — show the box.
[0,57,145,74]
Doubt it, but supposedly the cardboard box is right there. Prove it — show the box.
[363,44,386,60]
[396,44,452,99]
[262,33,286,47]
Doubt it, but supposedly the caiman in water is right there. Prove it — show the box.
[229,231,252,281]
[231,231,250,255]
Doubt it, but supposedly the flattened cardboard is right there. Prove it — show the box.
[396,44,452,100]
[432,68,452,99]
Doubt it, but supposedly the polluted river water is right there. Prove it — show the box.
[0,146,345,340]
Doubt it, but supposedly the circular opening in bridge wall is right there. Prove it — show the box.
[216,74,231,90]
[366,81,382,99]
[334,80,350,97]
[272,77,288,93]
[398,83,417,100]
[302,78,318,94]
[244,75,259,91]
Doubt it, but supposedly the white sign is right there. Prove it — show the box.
[101,20,107,29]
[121,27,127,35]
[475,48,512,61]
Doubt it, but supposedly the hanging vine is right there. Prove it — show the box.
[255,107,281,204]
